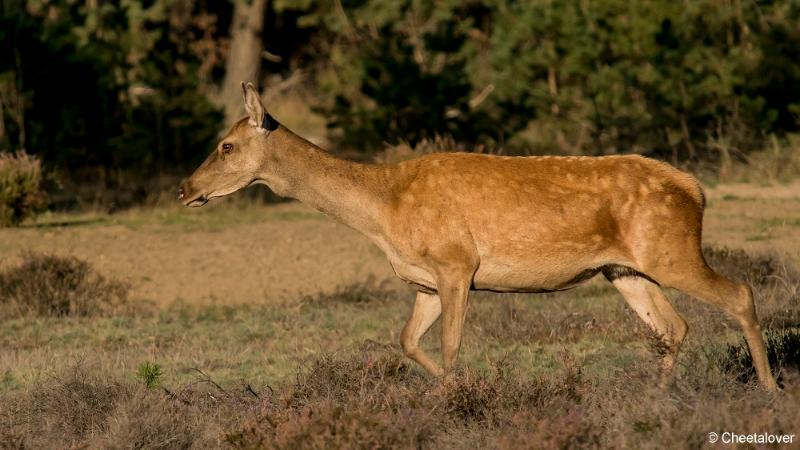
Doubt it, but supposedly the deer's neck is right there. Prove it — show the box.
[258,127,391,235]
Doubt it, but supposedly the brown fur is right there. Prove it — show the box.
[180,83,777,391]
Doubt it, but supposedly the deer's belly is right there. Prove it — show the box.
[472,260,599,293]
[370,235,608,294]
[384,251,598,294]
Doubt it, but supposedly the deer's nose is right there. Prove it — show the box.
[178,185,186,200]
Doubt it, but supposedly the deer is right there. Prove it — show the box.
[179,82,778,391]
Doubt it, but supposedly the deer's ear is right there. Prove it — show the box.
[241,82,266,129]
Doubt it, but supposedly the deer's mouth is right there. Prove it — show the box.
[181,193,208,207]
[188,195,208,207]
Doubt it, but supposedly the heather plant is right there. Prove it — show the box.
[0,252,129,318]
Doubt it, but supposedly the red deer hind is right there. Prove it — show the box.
[180,82,777,391]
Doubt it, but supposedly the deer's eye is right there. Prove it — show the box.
[221,143,233,154]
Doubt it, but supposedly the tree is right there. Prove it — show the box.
[213,0,268,126]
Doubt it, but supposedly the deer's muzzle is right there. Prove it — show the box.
[178,180,208,207]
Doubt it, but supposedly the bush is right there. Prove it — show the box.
[0,151,46,226]
[2,368,129,447]
[0,252,128,318]
[2,343,798,449]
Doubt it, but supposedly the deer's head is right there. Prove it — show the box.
[179,82,277,207]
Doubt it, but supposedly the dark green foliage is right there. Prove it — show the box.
[0,1,223,174]
[0,252,128,317]
[281,0,800,161]
[325,18,503,150]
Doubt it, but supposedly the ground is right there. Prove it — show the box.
[1,180,798,449]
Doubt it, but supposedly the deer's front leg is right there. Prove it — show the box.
[438,274,472,373]
[401,291,443,376]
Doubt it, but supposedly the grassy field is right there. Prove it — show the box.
[1,182,799,449]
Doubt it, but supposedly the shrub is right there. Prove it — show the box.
[286,346,417,408]
[0,252,128,318]
[0,151,46,226]
[2,368,129,447]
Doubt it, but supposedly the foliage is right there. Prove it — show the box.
[0,252,129,318]
[0,150,45,226]
[3,0,800,178]
[5,348,796,449]
[278,0,800,162]
[136,362,164,390]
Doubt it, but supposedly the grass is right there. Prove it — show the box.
[27,201,326,233]
[1,246,798,448]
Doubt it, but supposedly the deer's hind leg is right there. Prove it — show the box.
[606,272,688,387]
[655,261,778,391]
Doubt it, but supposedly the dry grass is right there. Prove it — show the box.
[718,135,800,184]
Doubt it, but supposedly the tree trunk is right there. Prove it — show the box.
[217,0,267,126]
